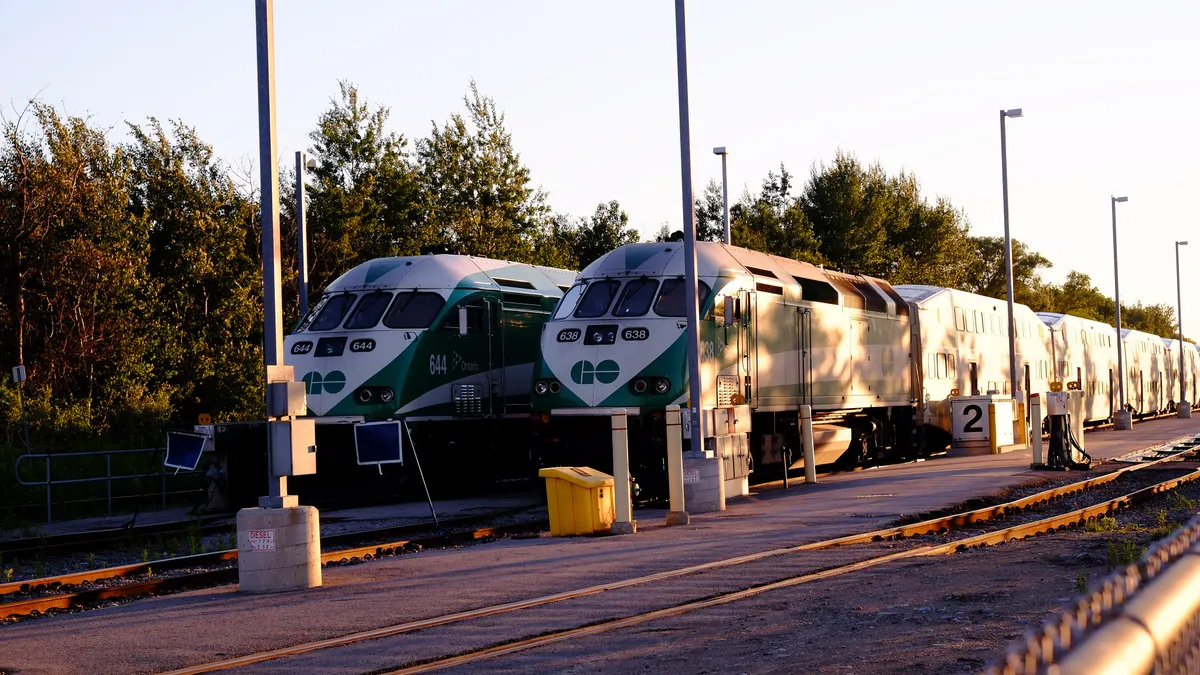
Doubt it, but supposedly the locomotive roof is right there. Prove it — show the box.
[580,241,904,312]
[324,255,576,295]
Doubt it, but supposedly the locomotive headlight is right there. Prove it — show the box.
[378,387,395,404]
[654,378,671,394]
[535,381,550,396]
[631,378,648,394]
[548,380,562,394]
[354,388,374,404]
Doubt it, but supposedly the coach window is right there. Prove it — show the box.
[654,278,712,317]
[613,278,659,317]
[307,293,357,331]
[344,292,393,330]
[573,280,621,318]
[383,292,445,329]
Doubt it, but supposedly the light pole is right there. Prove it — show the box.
[674,0,705,449]
[1112,195,1131,430]
[712,147,730,245]
[1177,240,1190,418]
[999,108,1023,400]
[295,151,316,317]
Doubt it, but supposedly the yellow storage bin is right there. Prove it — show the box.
[538,467,615,536]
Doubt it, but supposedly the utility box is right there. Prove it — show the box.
[951,395,1015,452]
[538,466,614,536]
[271,418,317,477]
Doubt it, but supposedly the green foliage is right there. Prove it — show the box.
[1107,538,1140,567]
[418,80,549,262]
[961,236,1052,305]
[1086,515,1119,532]
[1075,573,1087,594]
[1167,492,1195,510]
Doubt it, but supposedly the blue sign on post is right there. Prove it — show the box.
[164,432,208,471]
[354,421,404,466]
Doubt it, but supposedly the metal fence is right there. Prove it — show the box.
[986,514,1200,674]
[12,447,207,524]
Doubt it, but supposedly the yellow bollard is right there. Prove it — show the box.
[610,409,635,535]
[664,405,690,526]
[1030,394,1043,465]
[988,402,999,454]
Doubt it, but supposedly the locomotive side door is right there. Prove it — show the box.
[738,289,759,405]
[795,307,812,406]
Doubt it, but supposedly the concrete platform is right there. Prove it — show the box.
[2,416,1198,675]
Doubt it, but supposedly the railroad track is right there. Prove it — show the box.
[5,433,1196,625]
[151,438,1200,675]
[0,515,235,559]
[0,508,545,620]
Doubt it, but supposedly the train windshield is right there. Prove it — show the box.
[308,294,357,331]
[613,279,659,317]
[654,279,711,317]
[574,280,621,318]
[552,283,584,319]
[383,291,446,329]
[344,292,393,329]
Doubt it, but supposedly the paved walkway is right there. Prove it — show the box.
[1,416,1197,675]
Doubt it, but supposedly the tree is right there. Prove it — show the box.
[798,153,892,275]
[731,166,824,264]
[0,103,163,441]
[126,118,264,426]
[418,81,548,262]
[693,180,727,243]
[572,200,639,269]
[961,236,1052,304]
[304,81,423,298]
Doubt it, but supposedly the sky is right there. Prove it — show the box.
[2,0,1197,321]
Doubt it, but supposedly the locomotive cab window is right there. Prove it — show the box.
[654,279,712,317]
[553,283,584,319]
[307,293,357,331]
[613,279,659,317]
[383,291,446,329]
[441,301,483,332]
[344,292,393,330]
[574,280,621,318]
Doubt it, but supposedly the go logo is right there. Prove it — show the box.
[302,370,346,395]
[570,360,620,385]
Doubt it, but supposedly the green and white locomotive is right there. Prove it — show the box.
[530,241,916,497]
[283,254,575,496]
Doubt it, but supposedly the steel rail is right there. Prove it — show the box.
[0,507,537,598]
[156,445,1200,675]
[376,468,1200,675]
[0,517,545,620]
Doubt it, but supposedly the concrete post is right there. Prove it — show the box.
[610,409,636,535]
[800,405,817,484]
[1030,394,1043,466]
[664,405,690,526]
[988,402,999,454]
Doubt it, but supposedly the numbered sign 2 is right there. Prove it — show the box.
[951,398,990,444]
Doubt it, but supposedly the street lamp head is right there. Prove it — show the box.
[305,157,318,170]
[1113,196,1129,203]
[1003,108,1023,118]
[1179,241,1189,246]
[712,146,726,155]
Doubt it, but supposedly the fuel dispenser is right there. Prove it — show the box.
[1040,389,1092,471]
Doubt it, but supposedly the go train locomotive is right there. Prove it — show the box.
[270,254,575,500]
[529,240,1200,492]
